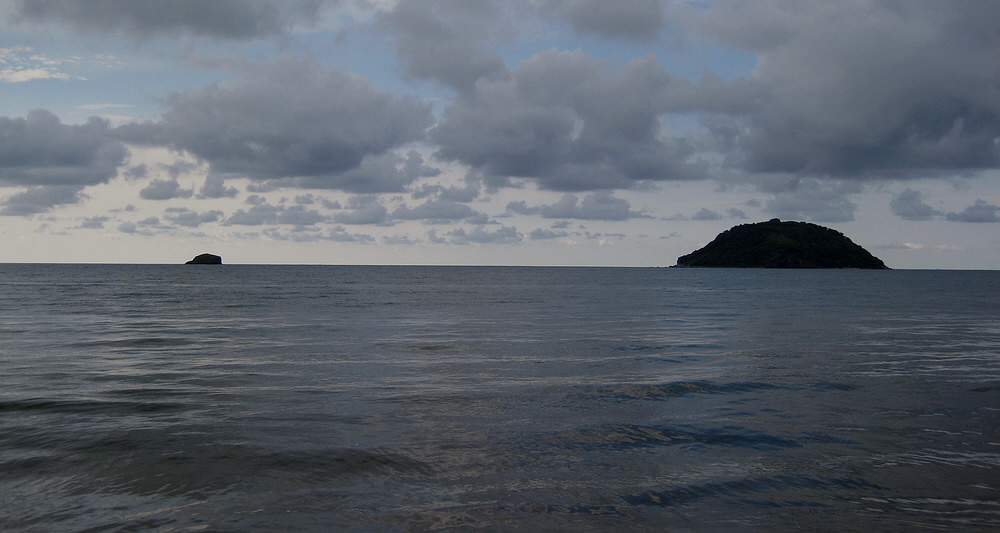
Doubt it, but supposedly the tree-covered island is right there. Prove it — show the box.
[676,219,888,269]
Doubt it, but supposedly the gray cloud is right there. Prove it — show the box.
[377,0,510,94]
[507,192,646,221]
[0,185,86,216]
[10,0,326,40]
[325,227,375,243]
[139,179,194,200]
[79,216,110,229]
[0,109,127,189]
[383,1,990,209]
[116,221,137,234]
[690,208,722,221]
[224,203,280,226]
[763,179,858,223]
[246,194,267,205]
[382,234,419,245]
[270,226,375,244]
[890,189,942,221]
[447,225,523,245]
[222,200,324,227]
[682,207,746,221]
[333,196,388,225]
[119,57,433,193]
[432,51,704,191]
[391,199,483,223]
[7,0,1000,231]
[124,164,148,180]
[693,2,1000,180]
[586,231,625,240]
[411,182,480,203]
[380,0,668,95]
[277,205,325,226]
[164,207,223,227]
[548,0,665,43]
[198,175,239,199]
[291,151,437,194]
[529,227,568,240]
[159,160,200,179]
[946,199,999,223]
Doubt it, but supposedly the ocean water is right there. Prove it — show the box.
[1,265,999,532]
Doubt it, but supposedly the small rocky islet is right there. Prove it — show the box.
[185,253,223,265]
[675,219,888,269]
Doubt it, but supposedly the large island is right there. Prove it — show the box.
[676,219,888,269]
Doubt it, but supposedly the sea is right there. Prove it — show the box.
[1,264,999,532]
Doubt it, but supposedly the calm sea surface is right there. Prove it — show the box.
[1,265,999,532]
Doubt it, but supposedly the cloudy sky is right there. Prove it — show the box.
[1,0,998,268]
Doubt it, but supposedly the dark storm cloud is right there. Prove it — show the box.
[119,58,433,193]
[432,51,705,191]
[945,199,1000,223]
[890,189,942,221]
[0,110,127,189]
[9,0,326,40]
[691,1,1000,181]
[0,185,87,216]
[506,192,646,221]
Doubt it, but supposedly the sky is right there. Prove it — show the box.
[1,0,999,268]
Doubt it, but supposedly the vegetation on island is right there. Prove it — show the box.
[676,219,888,269]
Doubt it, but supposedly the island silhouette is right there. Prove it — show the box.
[676,219,888,269]
[185,253,222,265]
